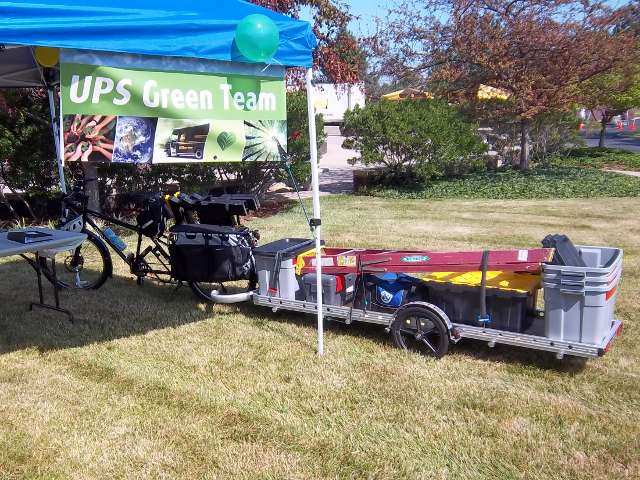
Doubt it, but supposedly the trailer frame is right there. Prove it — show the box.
[251,293,622,359]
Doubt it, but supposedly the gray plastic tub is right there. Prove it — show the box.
[543,245,622,345]
[542,246,622,288]
[253,238,316,299]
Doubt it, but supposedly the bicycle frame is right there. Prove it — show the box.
[62,193,173,280]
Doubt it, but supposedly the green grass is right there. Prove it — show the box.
[363,167,640,200]
[552,147,640,171]
[1,195,639,479]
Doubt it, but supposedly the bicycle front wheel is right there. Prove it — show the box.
[39,230,113,290]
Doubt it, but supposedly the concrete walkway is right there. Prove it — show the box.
[317,125,359,194]
[319,167,355,194]
[267,126,358,202]
[605,169,640,177]
[266,167,355,202]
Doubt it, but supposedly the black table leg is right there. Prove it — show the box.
[29,253,74,322]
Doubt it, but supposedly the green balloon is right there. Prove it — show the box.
[235,14,280,63]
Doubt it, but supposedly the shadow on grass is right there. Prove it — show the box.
[234,300,392,350]
[232,301,589,373]
[0,257,589,372]
[0,259,215,355]
[247,198,301,221]
[450,338,588,373]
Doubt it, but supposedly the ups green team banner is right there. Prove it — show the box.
[60,62,287,164]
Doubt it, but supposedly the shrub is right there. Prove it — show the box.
[342,99,486,185]
[480,112,584,167]
[360,167,640,200]
[0,89,58,194]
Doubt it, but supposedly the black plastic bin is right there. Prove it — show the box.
[426,283,536,333]
[169,224,253,283]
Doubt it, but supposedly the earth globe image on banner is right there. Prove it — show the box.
[112,117,158,164]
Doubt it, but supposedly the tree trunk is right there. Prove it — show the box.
[82,162,101,212]
[519,119,530,170]
[0,184,21,224]
[599,117,607,148]
[0,168,36,220]
[4,183,36,220]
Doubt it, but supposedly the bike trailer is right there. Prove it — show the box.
[252,239,623,359]
[169,224,255,283]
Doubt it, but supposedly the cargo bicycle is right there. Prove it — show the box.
[37,178,260,302]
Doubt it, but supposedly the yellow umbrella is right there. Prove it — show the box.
[382,88,434,101]
[477,84,510,100]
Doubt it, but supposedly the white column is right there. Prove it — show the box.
[306,67,324,356]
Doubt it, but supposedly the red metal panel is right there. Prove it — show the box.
[301,248,554,275]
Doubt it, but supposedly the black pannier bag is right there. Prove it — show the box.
[169,224,254,283]
[137,197,170,238]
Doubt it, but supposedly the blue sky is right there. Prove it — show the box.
[344,0,387,36]
[304,0,633,37]
[300,1,386,36]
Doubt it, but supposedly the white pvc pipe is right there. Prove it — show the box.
[47,88,67,194]
[306,67,324,356]
[207,290,255,304]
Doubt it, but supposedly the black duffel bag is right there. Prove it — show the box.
[169,224,254,283]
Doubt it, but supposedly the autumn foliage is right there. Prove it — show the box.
[250,0,361,83]
[371,0,639,168]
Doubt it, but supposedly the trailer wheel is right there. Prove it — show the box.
[391,305,449,358]
[195,149,203,160]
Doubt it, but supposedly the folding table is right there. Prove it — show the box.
[0,228,86,321]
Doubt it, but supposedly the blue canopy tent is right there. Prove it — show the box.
[0,0,327,354]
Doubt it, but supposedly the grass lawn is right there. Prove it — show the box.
[1,195,639,479]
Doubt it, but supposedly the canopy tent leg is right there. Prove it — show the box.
[47,88,67,194]
[306,67,324,356]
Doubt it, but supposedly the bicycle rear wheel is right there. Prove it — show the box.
[39,230,113,290]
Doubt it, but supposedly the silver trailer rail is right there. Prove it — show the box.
[455,321,622,359]
[252,293,622,359]
[253,293,394,326]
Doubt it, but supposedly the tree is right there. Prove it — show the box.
[618,0,640,35]
[579,66,640,148]
[369,0,638,169]
[251,0,361,83]
[0,90,57,193]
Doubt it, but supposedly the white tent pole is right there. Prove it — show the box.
[47,88,67,194]
[305,67,324,356]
